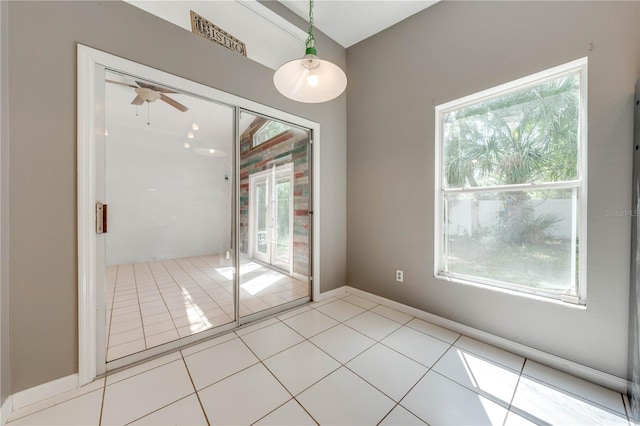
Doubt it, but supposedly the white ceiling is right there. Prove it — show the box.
[278,0,439,48]
[126,0,439,69]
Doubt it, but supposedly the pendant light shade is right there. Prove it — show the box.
[274,53,347,103]
[273,0,347,103]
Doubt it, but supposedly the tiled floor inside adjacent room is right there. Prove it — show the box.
[9,292,631,425]
[106,254,309,361]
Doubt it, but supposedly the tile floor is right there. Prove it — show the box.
[106,254,309,361]
[8,292,632,425]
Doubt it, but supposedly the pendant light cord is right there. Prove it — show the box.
[305,0,316,51]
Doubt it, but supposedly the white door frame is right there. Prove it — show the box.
[77,45,321,386]
[250,175,271,265]
[248,163,294,273]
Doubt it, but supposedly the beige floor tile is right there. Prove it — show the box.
[146,329,180,348]
[108,339,146,361]
[109,318,143,335]
[110,327,144,347]
[142,311,173,326]
[144,320,176,337]
[111,311,142,325]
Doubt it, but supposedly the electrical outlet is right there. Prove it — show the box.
[395,269,404,282]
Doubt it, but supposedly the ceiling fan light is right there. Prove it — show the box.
[134,87,161,103]
[193,147,227,157]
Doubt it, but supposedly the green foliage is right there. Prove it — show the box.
[444,74,579,188]
[443,74,580,244]
[254,121,292,147]
[496,204,561,244]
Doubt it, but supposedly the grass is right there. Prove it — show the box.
[446,236,575,293]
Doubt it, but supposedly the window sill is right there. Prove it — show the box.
[434,273,587,310]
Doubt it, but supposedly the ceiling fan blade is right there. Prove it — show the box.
[135,80,177,94]
[131,95,145,106]
[160,94,189,112]
[106,79,137,88]
[149,85,177,94]
[135,81,152,89]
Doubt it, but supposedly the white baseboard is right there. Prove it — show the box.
[1,395,12,426]
[316,286,347,301]
[345,285,629,394]
[11,374,78,411]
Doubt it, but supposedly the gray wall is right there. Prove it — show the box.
[7,0,346,392]
[347,1,639,379]
[1,0,10,406]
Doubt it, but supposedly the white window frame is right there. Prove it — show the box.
[434,57,588,305]
[252,120,292,148]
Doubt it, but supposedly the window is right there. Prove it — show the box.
[253,120,292,148]
[435,58,587,304]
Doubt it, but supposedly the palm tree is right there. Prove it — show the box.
[443,74,579,244]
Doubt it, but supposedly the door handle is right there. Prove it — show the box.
[96,203,108,234]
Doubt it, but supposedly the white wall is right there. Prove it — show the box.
[105,116,233,266]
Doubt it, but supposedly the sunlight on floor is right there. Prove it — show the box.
[216,261,262,280]
[241,271,284,295]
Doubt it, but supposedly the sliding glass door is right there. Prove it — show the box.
[78,46,320,381]
[103,70,236,362]
[99,70,312,364]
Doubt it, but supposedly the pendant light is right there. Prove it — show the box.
[273,0,347,103]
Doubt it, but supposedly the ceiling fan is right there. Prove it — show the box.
[106,79,189,112]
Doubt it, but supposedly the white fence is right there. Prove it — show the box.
[446,198,573,239]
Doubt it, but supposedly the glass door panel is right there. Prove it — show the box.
[274,179,291,270]
[103,70,235,362]
[271,177,293,271]
[254,182,269,262]
[239,111,311,321]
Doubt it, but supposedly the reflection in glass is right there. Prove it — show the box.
[256,183,268,255]
[103,70,235,361]
[239,112,311,318]
[275,181,291,264]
